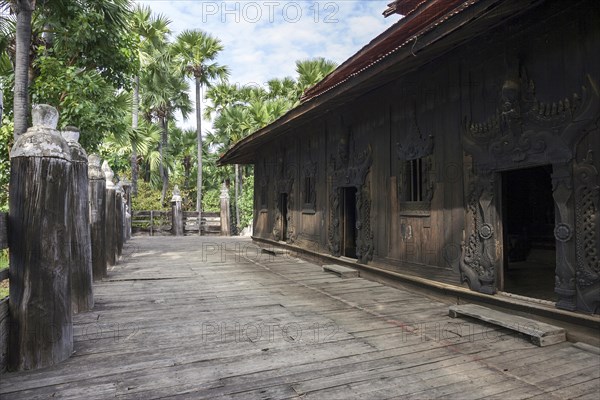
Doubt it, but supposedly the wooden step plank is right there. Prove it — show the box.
[322,264,359,278]
[448,304,566,347]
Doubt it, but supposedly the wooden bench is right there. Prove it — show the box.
[449,303,566,347]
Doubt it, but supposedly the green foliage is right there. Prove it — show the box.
[36,0,139,89]
[0,119,12,212]
[238,174,254,230]
[0,249,7,269]
[132,180,168,211]
[202,188,220,212]
[31,55,130,151]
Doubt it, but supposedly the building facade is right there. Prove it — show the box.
[220,0,600,314]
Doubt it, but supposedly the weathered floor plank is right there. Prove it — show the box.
[0,236,598,399]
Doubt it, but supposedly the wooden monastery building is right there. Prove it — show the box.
[219,0,600,315]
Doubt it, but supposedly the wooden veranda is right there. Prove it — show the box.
[0,236,598,399]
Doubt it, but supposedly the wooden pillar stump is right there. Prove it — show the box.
[88,155,107,280]
[220,182,231,236]
[115,184,124,257]
[103,161,117,267]
[61,127,93,314]
[8,105,73,371]
[171,185,184,236]
[121,180,132,241]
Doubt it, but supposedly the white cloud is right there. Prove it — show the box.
[135,0,399,131]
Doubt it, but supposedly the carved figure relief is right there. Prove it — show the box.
[552,163,577,311]
[574,151,600,313]
[464,70,599,169]
[459,168,497,294]
[328,130,374,263]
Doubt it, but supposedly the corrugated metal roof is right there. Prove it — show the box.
[218,0,502,165]
[301,0,479,102]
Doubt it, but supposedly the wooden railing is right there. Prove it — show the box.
[131,211,222,236]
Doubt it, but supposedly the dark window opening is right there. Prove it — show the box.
[407,158,424,202]
[304,177,312,204]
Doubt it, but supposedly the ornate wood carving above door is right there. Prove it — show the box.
[464,69,599,171]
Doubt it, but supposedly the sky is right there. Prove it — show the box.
[135,0,400,129]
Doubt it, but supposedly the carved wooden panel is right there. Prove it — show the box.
[464,69,599,170]
[272,150,296,243]
[327,129,374,263]
[461,66,600,297]
[552,162,577,311]
[459,165,498,294]
[574,151,600,313]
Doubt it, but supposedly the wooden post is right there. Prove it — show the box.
[121,179,132,241]
[171,185,184,236]
[88,154,107,281]
[115,183,124,258]
[220,182,231,236]
[150,210,154,237]
[103,161,117,267]
[61,127,93,314]
[8,105,73,371]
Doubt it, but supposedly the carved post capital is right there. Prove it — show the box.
[102,161,115,189]
[171,185,182,203]
[10,104,71,161]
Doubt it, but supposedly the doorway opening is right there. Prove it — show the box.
[341,187,358,258]
[278,193,288,242]
[502,165,556,301]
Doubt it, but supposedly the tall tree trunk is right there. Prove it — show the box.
[131,75,140,196]
[159,116,169,204]
[13,0,35,138]
[195,77,203,218]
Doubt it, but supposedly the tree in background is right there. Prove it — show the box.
[0,0,138,148]
[130,5,171,196]
[140,55,191,204]
[205,58,336,232]
[172,29,229,215]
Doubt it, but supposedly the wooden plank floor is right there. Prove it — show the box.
[0,236,598,399]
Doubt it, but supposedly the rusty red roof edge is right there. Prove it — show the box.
[219,0,484,165]
[383,0,429,18]
[301,0,479,102]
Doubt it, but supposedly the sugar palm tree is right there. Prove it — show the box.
[172,29,229,216]
[141,54,192,204]
[130,5,171,196]
[296,57,337,98]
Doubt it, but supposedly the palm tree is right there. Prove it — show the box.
[141,53,192,204]
[295,57,337,98]
[172,29,229,218]
[130,5,171,196]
